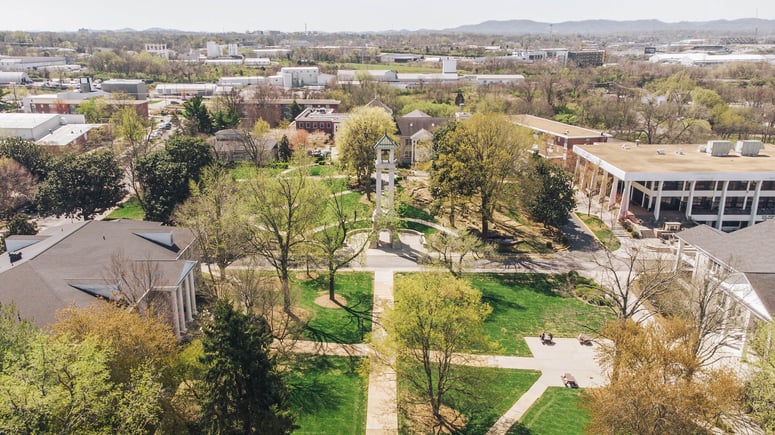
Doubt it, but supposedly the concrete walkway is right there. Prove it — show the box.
[365,270,399,434]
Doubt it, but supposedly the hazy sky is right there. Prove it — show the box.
[6,0,774,33]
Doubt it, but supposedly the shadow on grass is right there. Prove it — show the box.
[287,355,360,415]
[471,273,566,297]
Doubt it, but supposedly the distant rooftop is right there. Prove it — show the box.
[512,114,606,138]
[0,113,59,129]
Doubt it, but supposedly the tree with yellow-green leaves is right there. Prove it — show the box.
[385,273,492,432]
[430,113,530,238]
[336,106,397,197]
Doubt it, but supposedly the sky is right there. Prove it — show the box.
[5,0,774,33]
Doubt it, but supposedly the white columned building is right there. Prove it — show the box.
[574,140,775,231]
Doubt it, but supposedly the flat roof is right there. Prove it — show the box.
[512,114,606,139]
[575,142,775,180]
[36,123,105,146]
[0,113,58,129]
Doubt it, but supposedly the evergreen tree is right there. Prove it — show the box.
[35,149,126,220]
[198,300,296,434]
[182,96,214,135]
[520,154,576,228]
[278,135,292,162]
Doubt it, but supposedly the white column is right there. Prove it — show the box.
[750,180,762,226]
[618,181,632,220]
[673,238,683,271]
[188,272,197,314]
[177,286,187,333]
[654,180,664,221]
[740,310,751,358]
[717,180,729,230]
[608,176,619,209]
[686,180,696,219]
[183,278,193,322]
[647,181,654,209]
[720,293,732,334]
[170,290,181,339]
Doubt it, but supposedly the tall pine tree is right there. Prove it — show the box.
[198,300,296,434]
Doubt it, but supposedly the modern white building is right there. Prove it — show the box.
[278,67,331,88]
[0,71,31,84]
[154,83,218,97]
[574,140,775,230]
[218,76,267,87]
[0,113,87,141]
[0,56,67,71]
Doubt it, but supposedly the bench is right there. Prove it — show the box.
[561,373,578,388]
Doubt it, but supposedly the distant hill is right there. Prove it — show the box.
[439,18,775,35]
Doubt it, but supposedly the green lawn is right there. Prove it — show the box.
[320,192,372,226]
[295,272,373,344]
[290,355,368,435]
[510,387,589,435]
[576,213,620,251]
[398,202,436,222]
[229,161,287,180]
[403,220,439,236]
[106,196,144,220]
[398,363,541,435]
[468,273,613,356]
[321,177,350,194]
[310,165,338,177]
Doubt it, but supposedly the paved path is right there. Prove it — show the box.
[365,270,399,434]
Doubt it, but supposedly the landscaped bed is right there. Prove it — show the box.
[510,387,589,435]
[290,355,368,435]
[575,213,620,251]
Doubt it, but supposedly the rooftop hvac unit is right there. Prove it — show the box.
[735,140,763,156]
[706,140,733,157]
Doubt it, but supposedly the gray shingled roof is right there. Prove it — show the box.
[677,220,775,317]
[0,220,196,327]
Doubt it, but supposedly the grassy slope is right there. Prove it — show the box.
[468,273,613,356]
[510,387,589,435]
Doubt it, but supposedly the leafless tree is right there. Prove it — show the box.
[0,158,37,217]
[105,250,164,318]
[592,246,678,322]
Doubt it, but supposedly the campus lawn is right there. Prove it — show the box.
[320,192,373,225]
[398,202,436,222]
[468,273,613,356]
[106,196,144,220]
[309,164,338,177]
[576,213,620,251]
[403,220,439,236]
[510,387,589,435]
[295,272,373,344]
[321,177,350,193]
[228,161,286,180]
[290,355,368,435]
[398,363,541,435]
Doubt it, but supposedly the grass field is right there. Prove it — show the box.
[295,272,373,344]
[309,164,338,177]
[510,387,589,435]
[398,363,541,435]
[468,273,613,356]
[321,192,372,226]
[403,220,439,236]
[576,213,620,251]
[321,177,350,194]
[106,196,144,220]
[290,355,368,435]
